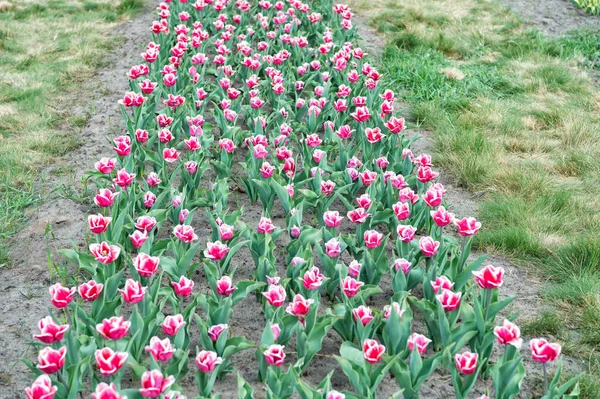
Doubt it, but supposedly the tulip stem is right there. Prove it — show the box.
[543,363,548,393]
[483,289,492,321]
[57,370,68,389]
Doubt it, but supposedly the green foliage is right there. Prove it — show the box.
[571,0,600,15]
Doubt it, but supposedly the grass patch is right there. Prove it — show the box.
[353,0,600,393]
[0,0,144,263]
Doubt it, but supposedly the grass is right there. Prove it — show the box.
[0,0,144,261]
[572,0,600,15]
[347,0,600,394]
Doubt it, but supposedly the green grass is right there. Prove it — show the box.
[348,0,600,393]
[572,0,600,15]
[0,0,144,262]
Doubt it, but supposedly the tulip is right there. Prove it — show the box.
[78,280,103,301]
[392,202,410,220]
[416,166,439,183]
[407,333,431,355]
[326,391,345,399]
[94,188,119,207]
[161,315,185,336]
[347,208,371,224]
[173,224,198,243]
[129,230,148,248]
[430,206,454,227]
[92,383,125,399]
[88,214,112,234]
[264,344,286,366]
[341,276,364,298]
[112,168,136,187]
[48,283,75,308]
[383,302,405,320]
[396,225,416,242]
[204,241,230,261]
[140,369,175,398]
[320,180,336,196]
[324,238,341,257]
[257,217,277,234]
[37,346,66,374]
[34,316,69,344]
[145,336,176,362]
[89,242,121,264]
[219,224,234,241]
[454,217,481,236]
[473,265,504,289]
[270,323,281,341]
[135,215,157,232]
[393,258,411,274]
[302,266,325,290]
[530,338,561,364]
[419,236,440,257]
[494,319,523,348]
[215,276,237,297]
[360,169,377,186]
[96,316,130,341]
[208,324,228,342]
[455,352,478,374]
[171,276,194,296]
[144,191,157,208]
[94,347,128,376]
[385,116,405,134]
[25,375,57,399]
[194,349,222,375]
[133,253,160,277]
[365,127,384,143]
[94,158,116,174]
[364,230,383,249]
[323,210,343,228]
[262,284,286,306]
[363,339,385,364]
[436,289,462,311]
[352,305,373,326]
[286,294,314,321]
[430,276,454,294]
[119,279,146,304]
[348,260,362,278]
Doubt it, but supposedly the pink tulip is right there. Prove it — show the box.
[365,127,384,143]
[94,188,119,207]
[161,315,185,336]
[119,279,146,304]
[302,266,325,290]
[130,230,148,248]
[145,336,176,362]
[140,369,175,398]
[392,202,410,220]
[135,216,157,232]
[219,223,234,241]
[37,346,66,374]
[257,217,277,234]
[419,236,440,257]
[326,391,345,399]
[436,289,461,312]
[143,191,157,208]
[530,338,561,364]
[270,323,281,341]
[341,276,364,298]
[430,276,454,294]
[96,316,130,341]
[134,253,160,277]
[88,214,112,234]
[208,324,228,342]
[356,194,372,209]
[219,138,236,153]
[385,116,405,134]
[455,352,478,374]
[320,180,336,196]
[393,258,411,274]
[92,383,125,399]
[215,276,237,297]
[323,211,343,228]
[262,284,286,306]
[360,169,377,186]
[112,168,136,187]
[260,162,275,178]
[204,241,230,261]
[348,260,362,278]
[196,350,223,373]
[25,375,57,399]
[364,230,383,249]
[89,242,121,264]
[162,147,180,163]
[286,294,314,320]
[78,280,103,301]
[113,136,131,157]
[347,208,371,224]
[48,283,75,308]
[264,344,286,366]
[363,339,385,364]
[416,166,439,183]
[494,319,523,348]
[473,265,504,289]
[454,217,481,236]
[325,238,341,257]
[94,157,116,174]
[94,347,128,376]
[352,305,373,326]
[383,302,405,320]
[173,224,198,243]
[34,316,69,344]
[430,206,454,227]
[407,333,431,355]
[171,275,194,297]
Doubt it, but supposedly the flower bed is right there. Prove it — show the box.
[23,0,581,398]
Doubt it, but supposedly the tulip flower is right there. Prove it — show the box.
[430,206,454,227]
[145,336,176,362]
[347,208,371,224]
[96,316,131,341]
[473,265,504,289]
[135,215,157,232]
[530,338,561,364]
[419,236,440,257]
[383,302,405,320]
[196,350,223,373]
[215,276,237,297]
[92,383,125,399]
[326,391,345,399]
[257,217,277,234]
[455,352,478,375]
[48,283,75,309]
[129,230,148,248]
[161,314,186,336]
[270,323,281,341]
[352,305,373,326]
[364,230,383,249]
[25,375,57,399]
[348,260,362,278]
[436,289,462,312]
[119,279,146,304]
[407,333,432,355]
[134,253,160,277]
[78,280,103,301]
[362,339,385,364]
[341,276,364,298]
[94,347,128,376]
[494,319,522,348]
[34,316,69,344]
[396,225,416,242]
[323,211,343,228]
[286,294,314,324]
[94,158,116,174]
[208,324,228,342]
[302,266,325,290]
[262,284,286,306]
[173,224,198,242]
[171,275,194,296]
[324,238,341,257]
[88,214,112,234]
[37,347,67,374]
[430,276,454,294]
[140,369,175,398]
[264,344,286,366]
[393,258,411,274]
[89,242,121,264]
[204,241,230,261]
[454,217,482,236]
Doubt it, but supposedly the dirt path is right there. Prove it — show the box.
[0,4,156,396]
